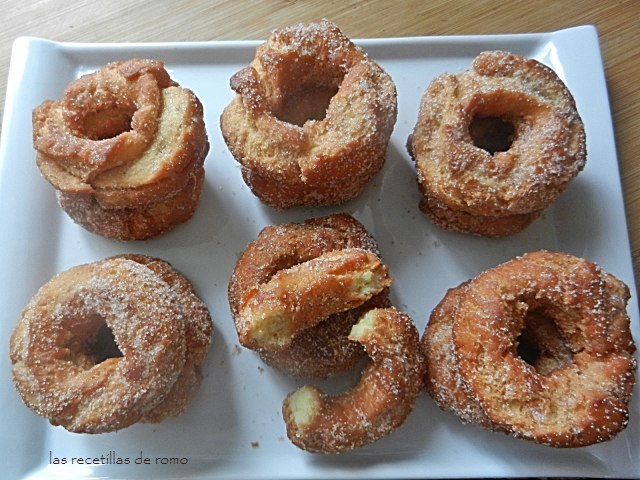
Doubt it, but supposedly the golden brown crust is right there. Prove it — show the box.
[228,213,389,378]
[220,19,397,208]
[283,307,425,453]
[32,59,209,240]
[236,248,391,350]
[258,292,390,379]
[423,283,490,428]
[10,255,213,433]
[423,251,636,447]
[33,59,173,181]
[114,255,213,423]
[417,190,542,238]
[57,166,205,241]
[407,51,586,237]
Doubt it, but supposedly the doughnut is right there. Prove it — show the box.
[32,58,209,240]
[228,213,390,378]
[423,250,636,447]
[236,248,391,350]
[283,307,425,453]
[407,50,586,237]
[9,255,213,433]
[220,19,397,208]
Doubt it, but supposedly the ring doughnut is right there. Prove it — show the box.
[220,19,398,208]
[228,213,390,378]
[10,255,213,433]
[283,307,425,453]
[423,250,636,447]
[407,50,586,237]
[33,58,209,240]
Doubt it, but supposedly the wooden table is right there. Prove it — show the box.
[1,0,638,281]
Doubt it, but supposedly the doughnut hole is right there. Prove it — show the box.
[274,85,339,126]
[516,310,574,376]
[80,105,136,140]
[270,56,345,127]
[65,312,124,369]
[465,91,547,155]
[86,321,124,364]
[468,116,515,154]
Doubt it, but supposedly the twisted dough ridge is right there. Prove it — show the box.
[34,59,173,181]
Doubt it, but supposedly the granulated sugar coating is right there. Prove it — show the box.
[229,213,424,454]
[422,250,636,447]
[282,307,425,453]
[407,50,586,237]
[220,19,398,208]
[228,213,390,379]
[9,255,213,433]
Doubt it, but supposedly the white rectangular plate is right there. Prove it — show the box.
[1,26,638,479]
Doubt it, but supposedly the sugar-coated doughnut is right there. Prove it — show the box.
[220,19,397,208]
[228,213,390,378]
[10,255,213,433]
[423,251,636,447]
[33,58,209,240]
[283,307,425,453]
[407,51,586,237]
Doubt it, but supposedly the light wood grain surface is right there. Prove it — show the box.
[1,0,639,281]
